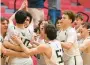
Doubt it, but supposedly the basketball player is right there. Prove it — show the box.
[33,20,48,65]
[79,22,90,65]
[0,16,30,65]
[12,24,64,65]
[57,10,83,65]
[0,16,9,65]
[3,10,33,65]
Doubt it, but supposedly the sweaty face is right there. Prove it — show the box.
[60,14,71,28]
[24,17,30,28]
[1,20,8,33]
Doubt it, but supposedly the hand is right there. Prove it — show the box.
[31,40,40,46]
[11,34,23,45]
[19,0,27,10]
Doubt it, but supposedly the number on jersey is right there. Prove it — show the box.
[21,38,30,46]
[56,49,63,64]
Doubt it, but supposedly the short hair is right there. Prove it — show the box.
[0,16,9,23]
[63,10,75,23]
[44,24,57,40]
[15,10,27,24]
[75,14,83,20]
[55,17,61,27]
[81,22,90,29]
[26,12,32,23]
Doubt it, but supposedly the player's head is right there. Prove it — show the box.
[61,10,75,27]
[79,22,90,38]
[55,17,61,31]
[74,14,83,29]
[0,17,9,34]
[24,12,32,28]
[38,20,48,34]
[15,10,27,24]
[44,24,57,40]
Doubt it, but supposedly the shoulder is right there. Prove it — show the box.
[38,44,49,49]
[84,38,90,43]
[36,44,49,53]
[67,27,76,35]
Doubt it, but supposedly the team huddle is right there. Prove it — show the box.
[0,0,90,65]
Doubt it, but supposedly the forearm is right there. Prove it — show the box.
[20,43,30,55]
[3,41,22,52]
[61,42,73,50]
[2,49,29,58]
[2,44,29,57]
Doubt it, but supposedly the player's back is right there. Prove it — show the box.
[6,25,33,65]
[44,40,64,65]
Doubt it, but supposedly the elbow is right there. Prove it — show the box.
[66,45,72,50]
[3,42,9,48]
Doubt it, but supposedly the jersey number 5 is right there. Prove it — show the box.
[56,49,63,64]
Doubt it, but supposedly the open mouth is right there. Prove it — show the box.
[41,28,44,30]
[74,23,77,25]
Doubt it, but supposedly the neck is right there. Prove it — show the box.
[16,24,25,29]
[62,24,71,31]
[40,33,45,39]
[1,32,6,38]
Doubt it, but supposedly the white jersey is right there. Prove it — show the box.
[81,36,90,65]
[57,27,81,61]
[5,23,33,47]
[4,23,33,65]
[44,40,64,65]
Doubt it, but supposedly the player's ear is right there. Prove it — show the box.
[88,29,90,35]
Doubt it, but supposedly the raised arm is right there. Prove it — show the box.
[9,0,27,24]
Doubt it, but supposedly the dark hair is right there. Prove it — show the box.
[55,17,61,27]
[63,10,75,23]
[15,10,27,24]
[81,22,90,29]
[26,12,32,23]
[0,16,9,23]
[44,24,57,40]
[75,14,83,21]
[34,27,39,33]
